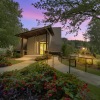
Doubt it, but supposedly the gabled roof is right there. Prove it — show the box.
[15,25,54,39]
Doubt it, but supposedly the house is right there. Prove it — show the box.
[16,25,62,56]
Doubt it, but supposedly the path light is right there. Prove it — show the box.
[82,47,85,50]
[81,47,87,55]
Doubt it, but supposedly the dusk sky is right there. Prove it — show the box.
[14,0,89,40]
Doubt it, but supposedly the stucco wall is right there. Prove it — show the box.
[27,34,50,55]
[15,38,27,51]
[27,27,62,55]
[49,27,62,52]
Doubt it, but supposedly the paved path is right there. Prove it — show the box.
[0,56,100,87]
[15,55,41,61]
[47,57,100,87]
[0,60,35,73]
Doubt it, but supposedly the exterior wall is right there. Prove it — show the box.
[27,27,62,55]
[15,38,27,51]
[27,34,50,55]
[49,27,62,52]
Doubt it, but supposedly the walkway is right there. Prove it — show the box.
[15,55,41,61]
[47,57,100,87]
[0,55,40,73]
[0,55,39,73]
[0,60,35,73]
[0,56,100,87]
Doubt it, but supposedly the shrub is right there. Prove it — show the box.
[86,59,93,65]
[13,52,21,58]
[96,54,100,59]
[97,61,100,69]
[35,56,44,61]
[0,62,90,100]
[35,54,52,61]
[0,56,11,67]
[0,48,6,56]
[44,54,52,59]
[77,57,86,64]
[61,43,67,56]
[6,50,12,58]
[77,57,93,65]
[61,43,75,57]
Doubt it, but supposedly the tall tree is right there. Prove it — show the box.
[0,0,22,47]
[33,0,100,33]
[87,18,100,54]
[22,28,29,32]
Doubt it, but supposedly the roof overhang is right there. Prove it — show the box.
[15,25,54,39]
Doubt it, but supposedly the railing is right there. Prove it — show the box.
[59,54,94,73]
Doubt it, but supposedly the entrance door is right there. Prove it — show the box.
[40,42,46,55]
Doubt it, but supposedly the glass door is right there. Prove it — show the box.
[40,42,46,55]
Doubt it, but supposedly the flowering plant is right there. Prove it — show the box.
[0,62,90,100]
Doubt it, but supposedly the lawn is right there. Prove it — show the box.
[60,58,100,76]
[9,59,24,65]
[88,83,100,100]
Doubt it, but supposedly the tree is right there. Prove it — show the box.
[62,38,68,43]
[0,0,22,48]
[33,0,100,33]
[87,18,100,54]
[61,40,75,57]
[22,28,29,32]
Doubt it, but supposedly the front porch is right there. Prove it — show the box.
[15,25,54,56]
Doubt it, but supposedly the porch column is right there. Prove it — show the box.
[26,38,28,55]
[45,28,51,53]
[35,36,37,54]
[21,37,24,56]
[46,33,48,51]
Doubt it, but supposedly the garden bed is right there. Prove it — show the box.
[0,62,90,100]
[35,54,52,61]
[0,63,11,67]
[0,55,23,68]
[0,56,12,67]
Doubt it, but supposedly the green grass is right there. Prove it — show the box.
[96,55,100,59]
[9,59,24,65]
[60,58,100,76]
[88,84,100,100]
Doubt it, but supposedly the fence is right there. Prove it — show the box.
[60,55,94,73]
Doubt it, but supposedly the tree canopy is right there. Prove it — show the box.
[87,18,100,54]
[33,0,100,33]
[0,0,22,48]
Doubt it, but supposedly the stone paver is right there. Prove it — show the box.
[48,57,100,87]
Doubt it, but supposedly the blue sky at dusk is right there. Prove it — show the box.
[14,0,89,40]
